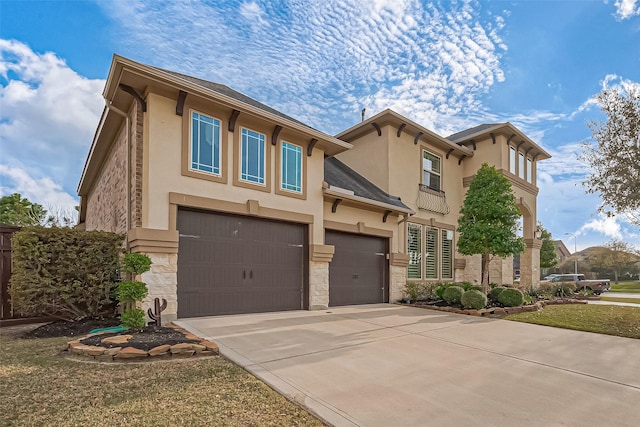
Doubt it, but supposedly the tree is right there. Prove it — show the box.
[581,86,640,226]
[538,222,558,269]
[0,193,47,226]
[457,163,525,286]
[591,239,639,283]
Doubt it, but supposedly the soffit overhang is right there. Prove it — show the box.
[336,109,473,158]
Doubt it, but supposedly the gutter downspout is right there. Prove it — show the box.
[104,100,131,251]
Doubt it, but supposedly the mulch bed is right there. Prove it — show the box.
[80,325,200,351]
[22,318,121,339]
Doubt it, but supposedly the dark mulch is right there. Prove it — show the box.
[80,325,200,351]
[22,318,120,339]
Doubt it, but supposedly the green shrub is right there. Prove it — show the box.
[553,283,576,297]
[8,227,124,321]
[489,282,499,289]
[117,281,148,303]
[120,308,146,329]
[458,281,473,291]
[435,283,455,299]
[461,289,488,309]
[498,288,524,307]
[488,286,506,301]
[468,285,483,292]
[403,282,421,300]
[121,252,152,276]
[442,286,464,305]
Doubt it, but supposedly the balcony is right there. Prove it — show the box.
[417,184,450,214]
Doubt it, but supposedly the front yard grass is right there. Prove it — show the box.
[0,332,325,427]
[609,281,640,293]
[505,304,640,339]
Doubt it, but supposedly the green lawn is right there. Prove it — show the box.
[0,331,325,427]
[505,304,640,339]
[609,281,640,293]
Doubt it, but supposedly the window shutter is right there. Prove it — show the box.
[441,231,453,279]
[425,227,438,279]
[407,224,422,279]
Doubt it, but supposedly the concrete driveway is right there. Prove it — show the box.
[176,304,640,427]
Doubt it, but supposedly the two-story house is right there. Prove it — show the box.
[78,55,550,322]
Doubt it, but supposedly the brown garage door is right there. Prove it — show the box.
[326,230,388,306]
[177,209,307,317]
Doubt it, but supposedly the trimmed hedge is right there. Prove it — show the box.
[498,288,524,307]
[9,226,124,321]
[442,286,465,305]
[488,286,507,302]
[461,289,488,309]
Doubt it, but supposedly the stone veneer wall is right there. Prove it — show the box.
[141,253,178,324]
[489,255,514,286]
[462,254,482,284]
[389,265,406,302]
[309,261,329,310]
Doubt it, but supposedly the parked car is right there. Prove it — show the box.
[543,274,559,281]
[545,274,610,295]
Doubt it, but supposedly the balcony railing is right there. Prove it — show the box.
[417,184,450,214]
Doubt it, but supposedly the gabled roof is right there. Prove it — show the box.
[336,109,473,158]
[324,157,413,214]
[446,122,552,160]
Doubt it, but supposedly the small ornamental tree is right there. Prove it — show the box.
[539,223,558,270]
[117,253,151,329]
[457,163,525,286]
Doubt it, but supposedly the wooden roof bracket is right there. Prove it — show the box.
[414,132,423,145]
[516,140,526,150]
[458,155,466,165]
[506,134,516,145]
[372,122,382,136]
[491,133,496,144]
[446,148,455,159]
[533,153,540,161]
[271,125,283,146]
[524,147,533,157]
[118,84,147,112]
[469,139,476,150]
[382,210,392,223]
[397,123,406,137]
[176,90,188,116]
[332,198,342,213]
[307,138,318,156]
[228,109,240,132]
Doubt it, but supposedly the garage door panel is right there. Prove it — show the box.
[326,231,388,307]
[177,209,306,317]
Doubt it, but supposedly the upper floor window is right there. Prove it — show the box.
[518,152,525,179]
[509,146,516,174]
[240,128,266,185]
[190,112,221,175]
[281,142,302,193]
[422,150,441,191]
[526,158,533,183]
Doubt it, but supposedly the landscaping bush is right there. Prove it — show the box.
[461,289,488,309]
[488,286,506,302]
[553,283,576,297]
[442,286,464,305]
[435,283,458,299]
[403,282,421,301]
[498,288,524,307]
[9,226,124,321]
[403,282,440,302]
[117,252,152,330]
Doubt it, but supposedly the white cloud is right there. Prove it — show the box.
[0,39,104,205]
[614,0,640,19]
[99,0,507,136]
[0,165,78,211]
[580,214,623,240]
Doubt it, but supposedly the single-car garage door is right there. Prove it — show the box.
[326,230,388,306]
[177,209,307,317]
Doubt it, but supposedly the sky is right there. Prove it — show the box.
[1,0,639,251]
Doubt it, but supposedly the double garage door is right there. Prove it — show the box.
[177,209,388,317]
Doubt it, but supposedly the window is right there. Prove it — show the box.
[518,152,525,179]
[425,227,438,279]
[509,147,516,174]
[407,223,454,281]
[526,158,533,183]
[240,128,266,184]
[441,230,453,279]
[422,150,441,191]
[281,142,302,193]
[190,112,221,175]
[407,224,422,279]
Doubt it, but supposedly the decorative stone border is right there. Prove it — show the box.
[65,323,219,362]
[401,298,588,317]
